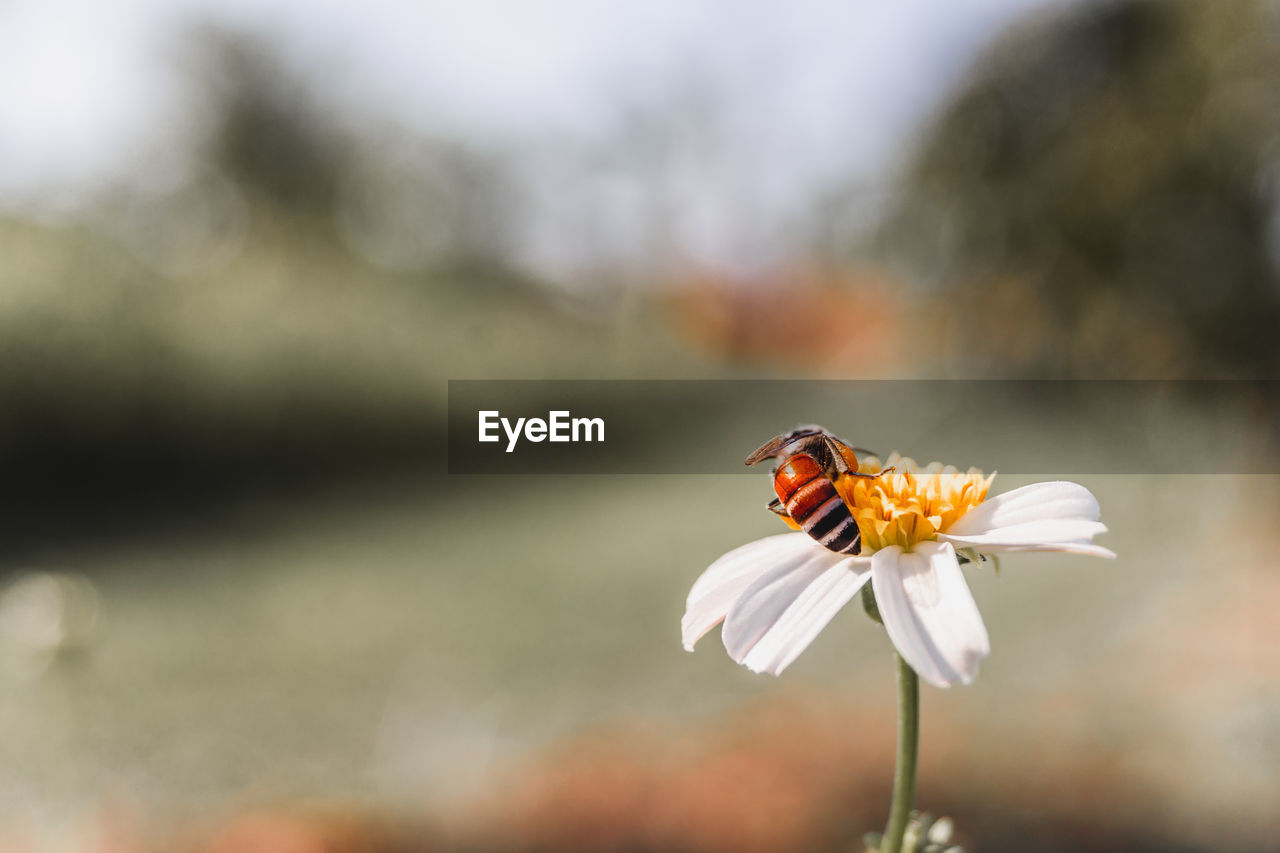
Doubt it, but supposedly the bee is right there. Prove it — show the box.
[745,425,878,555]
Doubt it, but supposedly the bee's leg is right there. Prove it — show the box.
[766,498,790,518]
[842,465,895,481]
[826,435,885,479]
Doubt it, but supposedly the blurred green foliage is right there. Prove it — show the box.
[881,0,1280,377]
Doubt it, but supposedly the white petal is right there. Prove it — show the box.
[942,481,1113,558]
[721,545,851,663]
[741,557,872,675]
[871,542,990,688]
[682,533,817,651]
[946,481,1101,535]
[939,531,1116,558]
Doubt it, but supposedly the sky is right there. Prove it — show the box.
[0,0,1067,274]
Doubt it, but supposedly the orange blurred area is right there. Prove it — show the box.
[664,267,904,374]
[13,668,1274,853]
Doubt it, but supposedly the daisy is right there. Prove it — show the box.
[682,453,1114,688]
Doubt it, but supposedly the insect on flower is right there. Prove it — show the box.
[744,425,881,555]
[683,427,1115,687]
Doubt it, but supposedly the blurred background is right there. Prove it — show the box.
[0,0,1278,850]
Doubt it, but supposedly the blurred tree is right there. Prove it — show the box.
[882,0,1280,377]
[178,24,518,276]
[186,25,344,215]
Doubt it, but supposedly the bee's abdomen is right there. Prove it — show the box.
[801,497,862,554]
[773,455,861,555]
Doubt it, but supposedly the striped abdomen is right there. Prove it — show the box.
[772,454,861,554]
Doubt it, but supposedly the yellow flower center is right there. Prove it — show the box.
[834,453,995,552]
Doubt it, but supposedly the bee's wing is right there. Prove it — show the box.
[825,435,877,465]
[745,434,793,466]
[744,428,822,466]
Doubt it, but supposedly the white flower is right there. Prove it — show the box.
[682,455,1114,688]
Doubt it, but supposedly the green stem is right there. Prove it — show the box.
[880,653,920,853]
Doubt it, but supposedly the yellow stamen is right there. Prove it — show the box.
[834,454,996,553]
